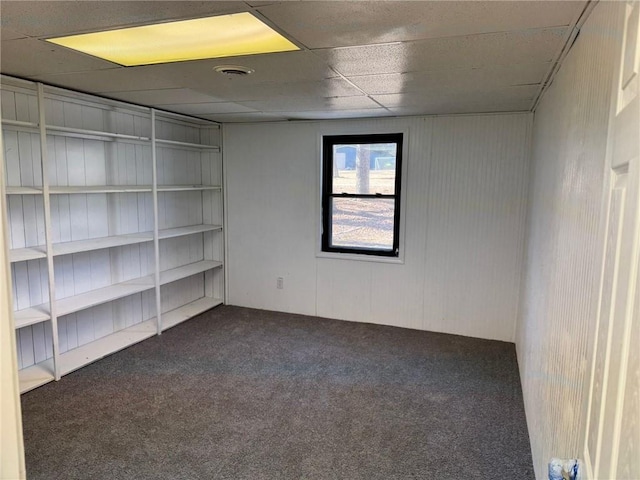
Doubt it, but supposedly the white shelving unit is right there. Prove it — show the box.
[1,75,224,393]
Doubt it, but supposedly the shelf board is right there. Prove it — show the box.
[58,318,157,376]
[10,246,47,262]
[5,186,42,195]
[12,228,219,259]
[49,185,152,194]
[53,232,153,256]
[158,185,221,192]
[19,358,55,394]
[156,138,220,151]
[161,296,223,332]
[56,275,154,317]
[160,260,222,286]
[14,306,50,329]
[159,224,222,239]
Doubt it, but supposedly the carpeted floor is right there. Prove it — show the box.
[21,306,534,479]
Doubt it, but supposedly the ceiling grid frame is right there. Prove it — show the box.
[0,1,590,122]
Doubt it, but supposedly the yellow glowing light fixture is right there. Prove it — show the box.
[46,12,299,66]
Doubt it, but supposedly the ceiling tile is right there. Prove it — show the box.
[258,1,584,48]
[389,99,533,116]
[219,78,364,102]
[348,63,551,95]
[282,109,393,120]
[158,102,258,115]
[374,85,540,110]
[32,66,181,93]
[99,89,225,106]
[32,70,358,106]
[238,95,380,112]
[315,28,567,77]
[1,38,117,77]
[198,112,290,123]
[148,50,337,92]
[245,1,280,6]
[0,1,248,37]
[0,27,27,41]
[154,75,361,102]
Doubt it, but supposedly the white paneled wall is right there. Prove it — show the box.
[225,113,530,341]
[516,2,620,478]
[16,319,53,371]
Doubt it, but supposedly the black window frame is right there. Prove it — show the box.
[321,133,403,257]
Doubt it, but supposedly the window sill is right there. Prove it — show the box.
[316,251,404,264]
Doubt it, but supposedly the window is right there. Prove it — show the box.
[322,133,403,257]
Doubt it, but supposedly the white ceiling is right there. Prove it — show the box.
[0,1,588,123]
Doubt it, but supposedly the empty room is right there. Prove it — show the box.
[1,1,638,479]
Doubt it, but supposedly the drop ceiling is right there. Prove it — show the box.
[0,1,588,123]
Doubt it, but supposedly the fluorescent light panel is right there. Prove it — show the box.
[46,12,299,66]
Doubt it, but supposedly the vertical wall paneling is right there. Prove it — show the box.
[516,3,623,478]
[1,76,224,392]
[224,114,530,341]
[424,115,531,340]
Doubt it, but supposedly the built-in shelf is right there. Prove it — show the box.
[13,306,50,329]
[158,185,221,192]
[12,228,220,260]
[10,246,47,262]
[12,261,222,330]
[5,185,212,195]
[56,275,155,318]
[11,261,222,331]
[52,232,154,256]
[160,260,222,286]
[11,227,221,261]
[5,186,42,195]
[4,80,224,392]
[159,224,222,239]
[49,185,152,194]
[19,358,55,393]
[58,318,157,376]
[156,138,220,151]
[161,296,223,332]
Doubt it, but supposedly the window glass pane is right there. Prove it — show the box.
[332,143,397,194]
[331,198,395,250]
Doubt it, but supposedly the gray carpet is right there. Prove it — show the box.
[21,306,534,479]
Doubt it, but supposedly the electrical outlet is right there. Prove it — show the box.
[277,277,284,289]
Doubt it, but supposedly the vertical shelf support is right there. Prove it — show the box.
[220,125,229,305]
[37,83,61,380]
[151,109,162,334]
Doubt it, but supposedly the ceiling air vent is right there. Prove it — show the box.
[214,65,254,76]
